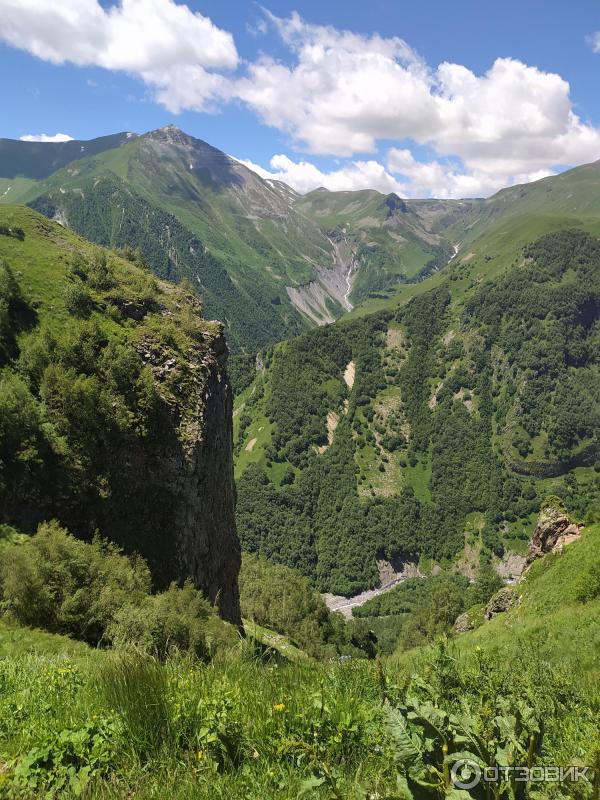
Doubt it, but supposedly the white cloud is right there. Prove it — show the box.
[235,153,406,195]
[0,0,238,111]
[235,12,433,156]
[386,148,553,199]
[589,32,600,53]
[234,13,600,195]
[236,150,554,199]
[20,132,74,142]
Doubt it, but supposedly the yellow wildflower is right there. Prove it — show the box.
[273,703,285,712]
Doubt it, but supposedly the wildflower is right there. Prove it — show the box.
[273,703,285,712]
[197,750,203,761]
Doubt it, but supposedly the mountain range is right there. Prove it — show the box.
[4,125,599,353]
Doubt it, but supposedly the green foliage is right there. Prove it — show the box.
[0,522,234,659]
[108,581,236,660]
[385,644,545,799]
[12,717,116,796]
[239,554,348,659]
[0,258,35,364]
[0,521,150,643]
[0,628,598,799]
[229,353,257,395]
[0,207,236,592]
[575,559,600,603]
[466,230,600,463]
[237,230,600,593]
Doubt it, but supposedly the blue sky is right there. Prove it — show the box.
[2,1,600,198]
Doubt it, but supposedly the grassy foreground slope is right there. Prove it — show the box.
[457,521,600,675]
[0,523,598,798]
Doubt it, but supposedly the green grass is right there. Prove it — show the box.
[242,619,309,663]
[0,177,40,205]
[402,450,433,503]
[1,526,599,798]
[456,522,600,676]
[0,619,91,659]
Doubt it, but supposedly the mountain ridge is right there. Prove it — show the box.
[3,126,600,352]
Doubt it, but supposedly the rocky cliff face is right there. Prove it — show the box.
[95,325,242,626]
[172,331,241,625]
[525,498,582,566]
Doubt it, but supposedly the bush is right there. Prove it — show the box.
[0,521,150,644]
[239,553,345,658]
[575,559,600,603]
[63,281,93,317]
[108,581,236,660]
[0,522,235,658]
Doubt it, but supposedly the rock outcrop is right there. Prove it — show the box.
[525,498,582,566]
[173,331,241,625]
[484,586,520,620]
[454,612,475,633]
[0,209,242,625]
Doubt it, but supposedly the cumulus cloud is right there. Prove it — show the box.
[235,153,406,195]
[589,32,600,53]
[386,149,554,199]
[235,150,554,199]
[232,12,600,196]
[0,0,238,111]
[236,12,433,156]
[20,132,74,142]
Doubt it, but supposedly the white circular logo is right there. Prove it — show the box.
[451,758,482,790]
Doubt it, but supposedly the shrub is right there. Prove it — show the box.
[63,281,93,317]
[239,553,345,658]
[0,521,151,644]
[575,559,600,603]
[108,581,235,660]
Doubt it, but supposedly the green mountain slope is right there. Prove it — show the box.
[0,132,134,179]
[234,229,600,595]
[3,129,600,355]
[295,189,457,305]
[1,127,345,345]
[455,519,600,676]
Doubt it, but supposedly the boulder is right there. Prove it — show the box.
[454,612,474,633]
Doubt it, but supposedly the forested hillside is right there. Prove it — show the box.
[235,229,600,594]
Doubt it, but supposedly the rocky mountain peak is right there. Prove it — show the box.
[144,124,195,146]
[382,192,408,217]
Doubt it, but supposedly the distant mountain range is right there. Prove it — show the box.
[2,126,600,350]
